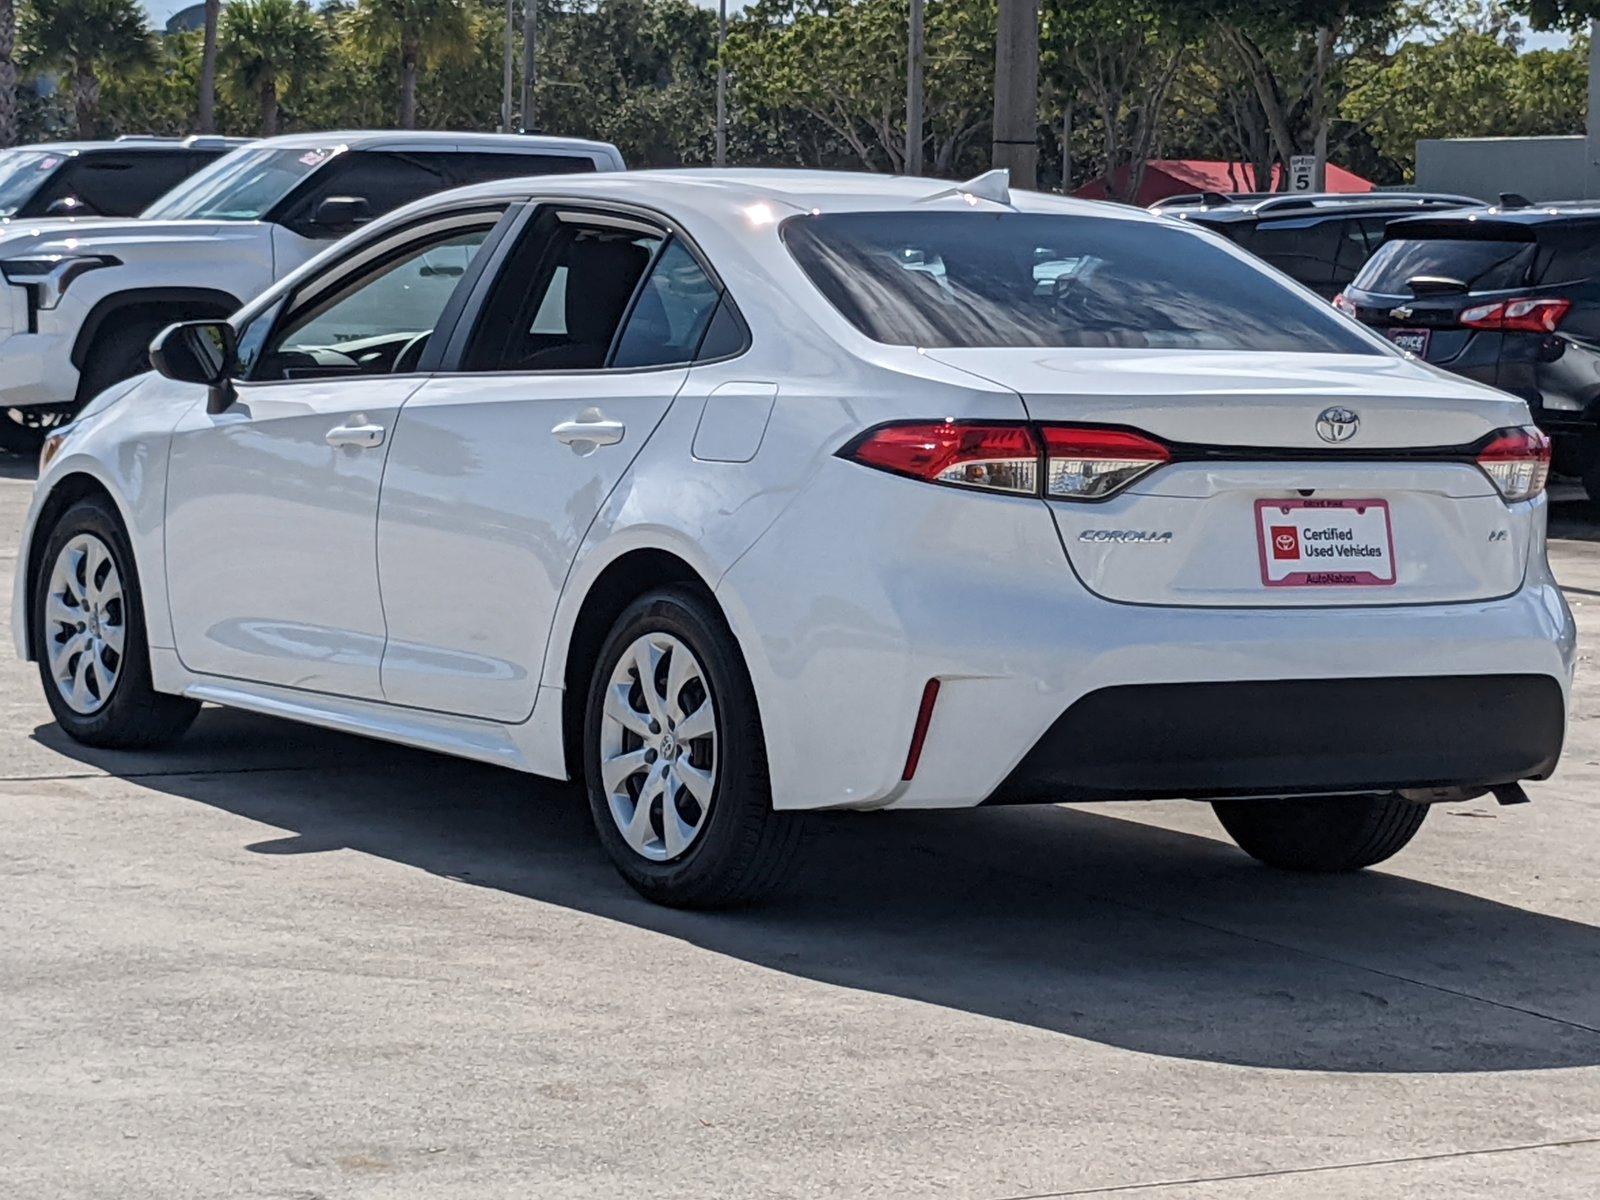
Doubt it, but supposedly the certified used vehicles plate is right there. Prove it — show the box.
[1385,327,1431,356]
[1256,498,1395,587]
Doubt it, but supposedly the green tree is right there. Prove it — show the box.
[0,0,16,146]
[22,0,154,139]
[727,0,993,175]
[1344,23,1588,178]
[221,0,328,134]
[347,0,477,128]
[1042,0,1197,201]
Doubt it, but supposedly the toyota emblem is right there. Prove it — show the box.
[1315,406,1360,444]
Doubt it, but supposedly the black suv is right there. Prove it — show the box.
[1343,202,1600,499]
[0,136,250,220]
[1155,192,1478,298]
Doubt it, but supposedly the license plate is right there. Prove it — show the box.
[1386,327,1431,356]
[1256,499,1395,587]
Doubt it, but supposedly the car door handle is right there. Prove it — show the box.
[551,408,626,454]
[325,421,385,449]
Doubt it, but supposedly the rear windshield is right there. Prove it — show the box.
[782,211,1377,353]
[1354,237,1534,295]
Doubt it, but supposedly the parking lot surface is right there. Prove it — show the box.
[2,460,1598,1199]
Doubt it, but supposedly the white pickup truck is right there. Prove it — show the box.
[0,130,624,451]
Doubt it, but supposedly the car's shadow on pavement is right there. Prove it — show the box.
[33,708,1600,1077]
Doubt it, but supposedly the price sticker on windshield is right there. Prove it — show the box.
[1256,498,1395,587]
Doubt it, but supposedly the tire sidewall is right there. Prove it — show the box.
[582,587,766,899]
[33,496,155,741]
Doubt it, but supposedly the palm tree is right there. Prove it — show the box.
[21,0,153,139]
[349,0,475,129]
[197,0,222,134]
[220,0,327,135]
[0,0,17,147]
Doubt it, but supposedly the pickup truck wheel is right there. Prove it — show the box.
[0,405,73,455]
[1212,794,1428,872]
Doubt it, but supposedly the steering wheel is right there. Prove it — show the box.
[393,331,431,374]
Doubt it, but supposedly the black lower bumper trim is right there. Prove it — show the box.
[987,675,1564,805]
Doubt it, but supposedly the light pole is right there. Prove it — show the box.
[500,0,514,133]
[521,0,537,131]
[715,0,728,167]
[905,0,924,176]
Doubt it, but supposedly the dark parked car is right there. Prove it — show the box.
[1341,202,1600,499]
[0,136,250,220]
[1154,192,1479,298]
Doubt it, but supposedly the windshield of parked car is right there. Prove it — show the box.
[0,150,66,217]
[783,211,1379,353]
[1354,236,1536,295]
[142,145,337,221]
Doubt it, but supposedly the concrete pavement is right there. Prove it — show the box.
[2,463,1597,1199]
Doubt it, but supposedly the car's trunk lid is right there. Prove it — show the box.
[923,348,1532,607]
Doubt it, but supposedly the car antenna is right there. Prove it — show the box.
[915,168,1012,207]
[1498,192,1533,209]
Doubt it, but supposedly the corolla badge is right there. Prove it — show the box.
[1315,406,1360,444]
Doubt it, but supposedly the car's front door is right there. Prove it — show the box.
[163,208,504,698]
[375,207,729,720]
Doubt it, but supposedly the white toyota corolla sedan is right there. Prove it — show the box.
[12,169,1576,907]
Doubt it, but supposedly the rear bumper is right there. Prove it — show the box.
[987,674,1564,804]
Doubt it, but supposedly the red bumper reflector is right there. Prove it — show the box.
[902,678,941,781]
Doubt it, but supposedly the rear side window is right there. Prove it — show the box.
[1239,218,1341,288]
[783,211,1377,353]
[611,239,722,368]
[447,153,596,186]
[1355,238,1535,295]
[1534,235,1600,285]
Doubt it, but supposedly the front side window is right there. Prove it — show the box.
[36,153,196,216]
[249,224,492,382]
[783,211,1378,353]
[0,150,68,217]
[143,145,336,221]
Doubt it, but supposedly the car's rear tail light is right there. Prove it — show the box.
[844,421,1040,494]
[1332,292,1356,316]
[843,421,1171,501]
[1476,426,1551,501]
[1460,298,1571,333]
[1040,426,1171,500]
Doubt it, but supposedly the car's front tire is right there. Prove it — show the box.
[582,585,803,908]
[32,495,199,748]
[1212,793,1428,872]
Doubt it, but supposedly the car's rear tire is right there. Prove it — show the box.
[1211,793,1428,872]
[582,585,803,908]
[32,495,199,748]
[1582,449,1600,504]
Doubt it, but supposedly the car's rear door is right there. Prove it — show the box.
[374,205,727,720]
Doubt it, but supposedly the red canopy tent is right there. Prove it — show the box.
[1073,160,1376,206]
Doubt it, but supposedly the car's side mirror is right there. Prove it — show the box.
[311,195,373,232]
[150,320,238,413]
[44,195,95,217]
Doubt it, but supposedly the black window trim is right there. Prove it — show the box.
[232,202,515,387]
[432,197,750,377]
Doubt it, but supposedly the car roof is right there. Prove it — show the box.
[9,136,251,156]
[241,130,622,159]
[1161,192,1481,224]
[404,167,1153,225]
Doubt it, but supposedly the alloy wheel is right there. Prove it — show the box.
[598,632,718,862]
[44,533,125,715]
